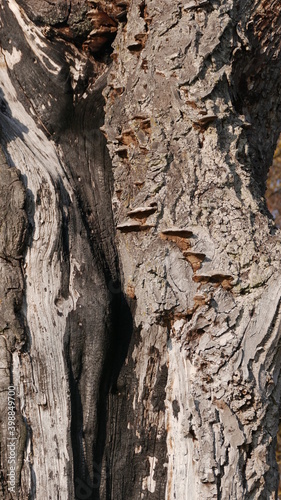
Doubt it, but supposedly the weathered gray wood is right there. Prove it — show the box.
[0,0,281,499]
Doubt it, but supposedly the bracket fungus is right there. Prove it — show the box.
[83,8,118,53]
[127,205,157,221]
[161,228,193,238]
[116,129,137,146]
[116,221,154,233]
[160,228,194,251]
[88,0,129,21]
[127,34,147,54]
[183,251,206,271]
[116,146,129,159]
[193,272,234,290]
[139,118,151,132]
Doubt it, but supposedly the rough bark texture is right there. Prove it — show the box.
[0,1,281,499]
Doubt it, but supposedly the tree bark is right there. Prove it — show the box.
[0,1,281,499]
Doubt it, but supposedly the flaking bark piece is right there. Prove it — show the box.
[192,114,217,126]
[87,9,118,29]
[183,0,209,10]
[193,294,208,307]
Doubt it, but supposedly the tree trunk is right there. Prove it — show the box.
[0,1,281,499]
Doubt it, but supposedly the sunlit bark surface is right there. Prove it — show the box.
[267,135,281,228]
[267,137,281,496]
